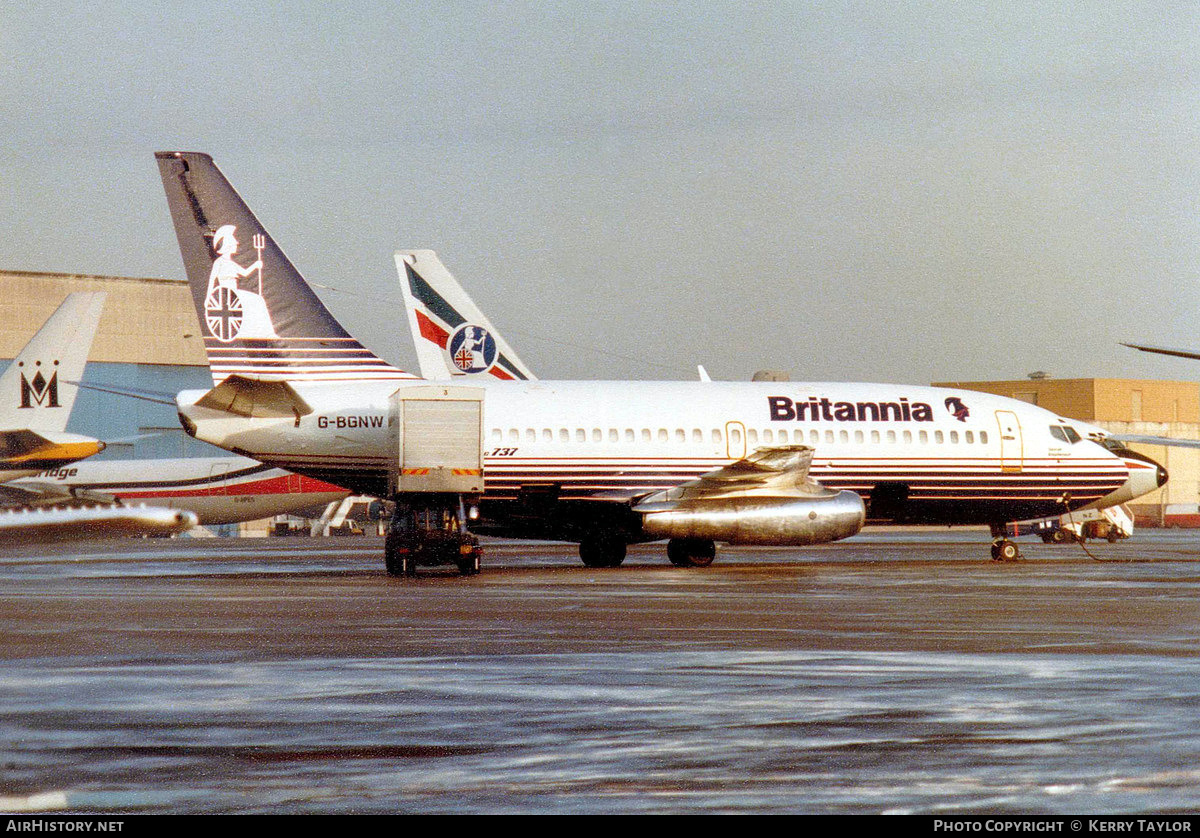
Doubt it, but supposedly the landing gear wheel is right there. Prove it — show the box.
[1107,529,1120,543]
[667,538,717,568]
[456,551,481,576]
[579,532,627,568]
[991,539,1020,562]
[1050,529,1068,544]
[384,540,402,577]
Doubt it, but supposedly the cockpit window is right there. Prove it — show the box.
[1050,425,1082,444]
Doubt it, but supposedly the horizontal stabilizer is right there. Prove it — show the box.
[1120,342,1200,362]
[193,375,314,419]
[0,504,197,544]
[0,429,104,466]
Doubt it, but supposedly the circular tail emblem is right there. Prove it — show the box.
[448,325,497,374]
[205,286,244,343]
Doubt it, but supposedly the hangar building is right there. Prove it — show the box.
[0,269,216,460]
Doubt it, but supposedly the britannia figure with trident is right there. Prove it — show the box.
[204,224,279,341]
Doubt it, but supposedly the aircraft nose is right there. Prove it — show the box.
[1124,452,1167,500]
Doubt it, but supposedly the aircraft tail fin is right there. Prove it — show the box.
[155,151,417,385]
[0,292,105,432]
[395,250,536,381]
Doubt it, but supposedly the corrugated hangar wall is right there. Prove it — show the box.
[0,269,219,459]
[0,269,206,366]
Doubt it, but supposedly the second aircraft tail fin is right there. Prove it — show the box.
[396,250,536,381]
[0,291,106,433]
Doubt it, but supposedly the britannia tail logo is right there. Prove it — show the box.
[204,224,279,342]
[447,324,497,374]
[18,362,60,409]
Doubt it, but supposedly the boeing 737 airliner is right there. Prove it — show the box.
[153,151,1166,574]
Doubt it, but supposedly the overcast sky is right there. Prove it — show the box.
[2,1,1198,384]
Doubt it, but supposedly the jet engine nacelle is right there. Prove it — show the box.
[638,490,865,545]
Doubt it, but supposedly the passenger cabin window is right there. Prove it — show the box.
[965,431,974,444]
[979,431,988,444]
[748,429,759,445]
[950,431,959,444]
[935,430,944,444]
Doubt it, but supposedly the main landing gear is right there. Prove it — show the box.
[667,538,716,568]
[989,524,1020,562]
[385,496,482,578]
[579,530,627,568]
[576,533,719,568]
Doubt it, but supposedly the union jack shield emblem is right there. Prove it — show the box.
[206,286,243,343]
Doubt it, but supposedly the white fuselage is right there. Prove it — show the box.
[177,378,1144,530]
[10,456,350,525]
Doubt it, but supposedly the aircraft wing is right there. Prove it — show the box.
[0,480,119,507]
[1108,433,1200,449]
[1120,342,1200,362]
[0,504,197,544]
[0,481,73,506]
[634,446,833,511]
